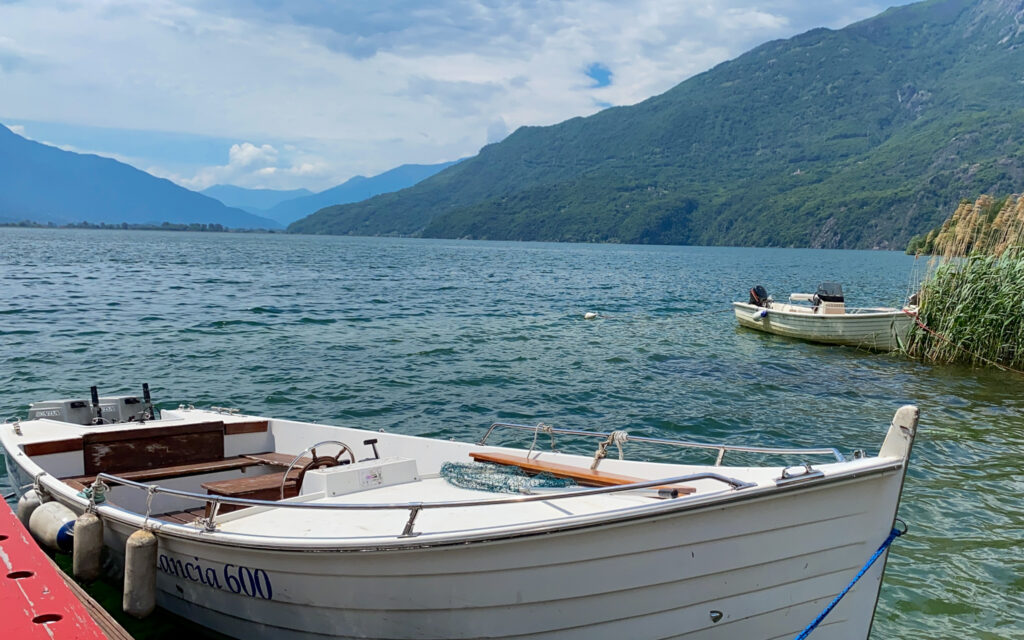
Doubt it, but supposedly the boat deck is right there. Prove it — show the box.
[5,408,873,545]
[208,476,668,540]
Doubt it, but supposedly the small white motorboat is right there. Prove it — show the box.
[3,385,918,640]
[733,282,915,351]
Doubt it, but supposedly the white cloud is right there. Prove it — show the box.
[9,124,26,136]
[0,0,910,190]
[161,141,333,190]
[227,142,277,168]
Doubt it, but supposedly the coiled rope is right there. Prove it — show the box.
[902,309,1024,376]
[794,519,907,639]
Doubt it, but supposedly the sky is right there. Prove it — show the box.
[0,0,915,193]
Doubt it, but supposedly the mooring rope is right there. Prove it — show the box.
[903,309,1024,376]
[794,520,907,640]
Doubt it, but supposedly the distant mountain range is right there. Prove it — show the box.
[201,185,313,215]
[291,0,1024,249]
[207,161,460,226]
[0,125,279,229]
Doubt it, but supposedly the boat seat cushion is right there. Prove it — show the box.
[469,452,696,494]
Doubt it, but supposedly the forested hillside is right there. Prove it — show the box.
[291,0,1024,249]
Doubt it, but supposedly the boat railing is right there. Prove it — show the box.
[93,470,756,538]
[477,422,845,466]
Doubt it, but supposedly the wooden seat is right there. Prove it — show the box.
[200,455,314,511]
[469,452,696,495]
[158,507,208,525]
[66,455,266,486]
[82,422,226,476]
[242,452,311,467]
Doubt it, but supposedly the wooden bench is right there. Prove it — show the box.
[66,456,266,487]
[61,420,274,487]
[199,454,314,512]
[82,422,226,476]
[469,452,695,495]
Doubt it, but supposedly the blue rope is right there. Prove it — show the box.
[794,520,907,640]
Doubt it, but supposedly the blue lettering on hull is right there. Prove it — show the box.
[158,554,273,600]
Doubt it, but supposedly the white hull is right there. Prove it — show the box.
[733,302,913,351]
[3,406,918,640]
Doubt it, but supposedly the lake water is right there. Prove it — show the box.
[1,228,1021,639]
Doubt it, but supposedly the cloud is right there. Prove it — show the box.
[486,117,509,144]
[0,36,43,72]
[165,141,332,190]
[0,0,913,190]
[227,142,277,168]
[8,124,26,136]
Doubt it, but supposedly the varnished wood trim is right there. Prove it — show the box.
[82,421,224,444]
[224,420,270,435]
[470,451,696,494]
[65,455,264,485]
[23,438,82,456]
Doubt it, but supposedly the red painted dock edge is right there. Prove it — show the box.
[1,505,110,640]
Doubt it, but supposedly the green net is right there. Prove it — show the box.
[440,461,578,494]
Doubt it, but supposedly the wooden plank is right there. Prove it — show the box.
[66,454,266,485]
[23,438,82,456]
[202,469,300,494]
[225,420,269,435]
[82,421,224,444]
[63,479,87,491]
[159,511,194,524]
[202,470,300,499]
[469,452,696,494]
[83,422,225,476]
[243,452,312,467]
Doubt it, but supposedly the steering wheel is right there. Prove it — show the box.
[280,440,356,499]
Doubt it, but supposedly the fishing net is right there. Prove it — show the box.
[440,461,577,494]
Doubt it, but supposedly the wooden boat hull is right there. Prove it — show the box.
[733,302,913,351]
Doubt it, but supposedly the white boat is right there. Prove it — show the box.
[733,282,915,351]
[3,386,918,640]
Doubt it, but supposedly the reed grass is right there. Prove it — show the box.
[905,194,1024,368]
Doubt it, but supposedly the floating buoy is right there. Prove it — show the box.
[584,312,598,320]
[123,529,157,618]
[28,500,76,553]
[73,511,104,582]
[16,489,43,527]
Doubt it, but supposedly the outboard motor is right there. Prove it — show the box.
[749,285,769,307]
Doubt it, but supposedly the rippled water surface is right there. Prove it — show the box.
[1,228,1021,639]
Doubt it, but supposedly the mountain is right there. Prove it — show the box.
[265,160,461,225]
[201,185,312,214]
[0,125,280,229]
[291,0,1024,249]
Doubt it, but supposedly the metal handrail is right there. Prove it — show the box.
[95,470,756,537]
[477,422,845,465]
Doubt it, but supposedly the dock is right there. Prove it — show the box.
[1,503,133,640]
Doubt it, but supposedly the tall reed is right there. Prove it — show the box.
[905,194,1024,369]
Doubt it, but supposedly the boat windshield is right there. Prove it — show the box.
[815,282,844,302]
